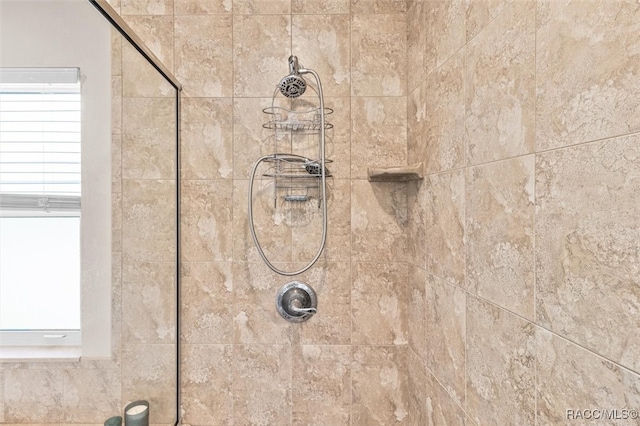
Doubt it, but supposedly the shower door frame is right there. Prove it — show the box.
[86,1,183,424]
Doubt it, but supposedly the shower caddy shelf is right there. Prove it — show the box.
[261,103,333,204]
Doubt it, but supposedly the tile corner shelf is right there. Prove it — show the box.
[367,162,424,182]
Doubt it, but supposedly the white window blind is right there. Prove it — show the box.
[0,68,81,214]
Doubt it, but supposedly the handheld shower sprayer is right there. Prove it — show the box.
[278,55,307,98]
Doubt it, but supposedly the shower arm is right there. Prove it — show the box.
[248,67,328,277]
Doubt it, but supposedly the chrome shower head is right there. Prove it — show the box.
[278,56,306,98]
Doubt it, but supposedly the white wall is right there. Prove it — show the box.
[0,0,112,357]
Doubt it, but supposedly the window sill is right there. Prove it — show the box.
[0,346,81,362]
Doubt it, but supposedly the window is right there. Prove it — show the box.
[0,68,82,347]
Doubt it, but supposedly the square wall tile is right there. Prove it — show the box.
[352,262,408,345]
[425,50,465,174]
[351,0,406,13]
[122,261,177,344]
[425,274,466,407]
[351,97,407,179]
[292,345,351,425]
[424,368,466,426]
[122,41,175,97]
[233,15,291,97]
[466,295,535,426]
[3,370,64,423]
[181,344,233,425]
[174,0,231,14]
[121,0,173,15]
[352,180,408,262]
[536,134,640,372]
[181,180,233,262]
[121,15,174,72]
[181,97,233,180]
[465,0,535,165]
[352,346,409,425]
[407,180,426,268]
[536,328,640,425]
[466,156,535,320]
[407,0,426,93]
[233,344,292,426]
[407,348,427,426]
[233,0,290,14]
[407,265,426,361]
[292,0,350,14]
[175,14,233,98]
[292,262,351,345]
[181,262,233,344]
[121,344,177,423]
[292,15,350,98]
[536,0,640,150]
[351,14,406,96]
[465,0,514,41]
[425,0,466,73]
[425,169,465,287]
[62,370,121,423]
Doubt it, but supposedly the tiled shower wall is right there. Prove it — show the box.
[406,0,640,425]
[117,0,411,424]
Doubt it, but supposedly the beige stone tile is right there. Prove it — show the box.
[536,0,640,151]
[465,0,535,165]
[351,14,406,96]
[425,169,465,287]
[112,191,122,234]
[408,265,426,361]
[62,370,121,423]
[181,97,233,180]
[112,133,122,193]
[122,261,176,344]
[121,15,174,72]
[352,346,409,424]
[424,368,467,426]
[536,328,640,426]
[425,51,465,174]
[291,262,351,345]
[122,179,177,262]
[351,96,407,179]
[466,295,535,426]
[408,81,427,165]
[407,1,426,93]
[181,180,232,262]
[292,0,349,14]
[407,348,426,425]
[351,0,406,13]
[425,275,465,407]
[407,180,426,268]
[174,0,231,14]
[233,97,285,180]
[536,135,640,372]
[0,370,4,422]
[111,77,122,136]
[181,344,233,425]
[352,262,408,345]
[290,179,351,263]
[181,262,233,344]
[121,344,176,423]
[292,15,350,98]
[175,15,233,98]
[111,29,122,77]
[465,156,535,319]
[122,42,175,97]
[106,0,121,13]
[425,0,465,73]
[233,179,293,263]
[122,97,176,180]
[233,0,290,14]
[351,180,408,262]
[121,0,173,14]
[233,15,292,97]
[232,262,293,344]
[233,344,292,426]
[3,370,65,423]
[292,345,351,425]
[465,0,514,41]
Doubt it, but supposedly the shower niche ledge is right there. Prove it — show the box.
[367,162,424,182]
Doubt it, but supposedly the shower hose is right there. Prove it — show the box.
[248,68,328,276]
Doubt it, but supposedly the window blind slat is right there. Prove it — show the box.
[0,74,81,212]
